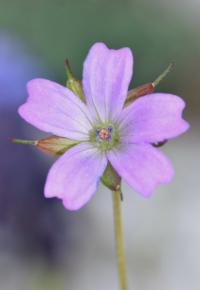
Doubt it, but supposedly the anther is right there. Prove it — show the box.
[107,126,113,132]
[99,128,110,140]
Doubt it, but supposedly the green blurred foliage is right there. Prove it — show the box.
[0,0,199,114]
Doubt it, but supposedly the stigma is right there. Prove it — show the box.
[96,126,113,141]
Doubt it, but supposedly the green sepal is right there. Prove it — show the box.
[125,83,154,106]
[36,135,80,155]
[65,59,85,102]
[13,136,79,155]
[152,139,167,148]
[101,162,121,191]
[125,62,174,106]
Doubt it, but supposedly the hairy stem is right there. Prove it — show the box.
[112,190,128,290]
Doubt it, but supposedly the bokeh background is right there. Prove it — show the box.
[0,0,199,289]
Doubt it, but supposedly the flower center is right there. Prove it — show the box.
[90,123,120,151]
[96,126,113,141]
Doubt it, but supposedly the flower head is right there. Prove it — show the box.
[18,42,189,210]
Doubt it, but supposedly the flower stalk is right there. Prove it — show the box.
[112,190,128,290]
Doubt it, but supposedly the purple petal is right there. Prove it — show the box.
[107,143,174,197]
[44,143,107,210]
[83,42,133,122]
[18,79,93,140]
[119,93,189,144]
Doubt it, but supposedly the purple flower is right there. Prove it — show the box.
[18,42,189,210]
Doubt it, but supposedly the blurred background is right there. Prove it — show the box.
[0,0,199,289]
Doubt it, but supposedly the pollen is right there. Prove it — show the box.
[99,128,111,140]
[90,124,119,151]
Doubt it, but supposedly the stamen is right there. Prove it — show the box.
[96,125,113,141]
[99,128,111,140]
[92,124,119,151]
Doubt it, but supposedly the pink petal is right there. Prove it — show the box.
[44,143,107,210]
[119,93,189,144]
[83,42,133,122]
[18,79,93,140]
[107,143,174,197]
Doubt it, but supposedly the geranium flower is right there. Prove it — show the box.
[18,42,189,210]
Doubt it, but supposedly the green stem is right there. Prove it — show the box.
[112,190,128,290]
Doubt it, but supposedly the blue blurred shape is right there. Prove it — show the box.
[0,30,44,107]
